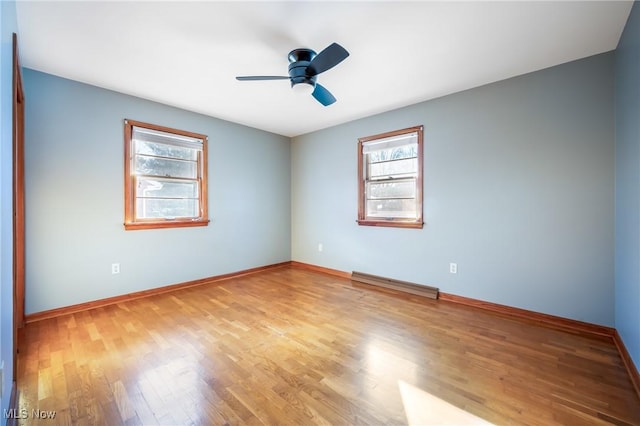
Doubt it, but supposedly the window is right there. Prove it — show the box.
[124,119,209,230]
[357,125,423,229]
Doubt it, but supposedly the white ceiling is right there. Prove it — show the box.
[16,1,633,137]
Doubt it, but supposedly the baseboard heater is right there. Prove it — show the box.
[351,271,439,299]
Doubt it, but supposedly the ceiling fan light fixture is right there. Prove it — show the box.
[292,82,315,95]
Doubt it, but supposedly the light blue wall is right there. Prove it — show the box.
[292,53,615,326]
[11,1,640,386]
[23,69,291,314]
[0,0,17,412]
[615,1,640,369]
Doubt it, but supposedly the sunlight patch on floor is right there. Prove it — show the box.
[398,380,494,426]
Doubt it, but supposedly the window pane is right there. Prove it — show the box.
[366,199,417,219]
[362,132,418,153]
[137,178,198,198]
[366,179,416,199]
[135,155,197,179]
[369,158,417,180]
[136,198,199,219]
[367,144,417,163]
[135,140,198,161]
[132,126,203,150]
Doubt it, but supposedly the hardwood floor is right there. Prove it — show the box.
[16,267,640,425]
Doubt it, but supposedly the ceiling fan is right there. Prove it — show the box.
[236,42,349,106]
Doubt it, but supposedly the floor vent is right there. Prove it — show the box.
[351,271,439,299]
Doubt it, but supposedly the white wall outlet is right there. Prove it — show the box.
[318,243,323,252]
[449,263,458,274]
[111,263,120,274]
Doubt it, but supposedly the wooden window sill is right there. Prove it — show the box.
[124,220,210,231]
[357,219,423,229]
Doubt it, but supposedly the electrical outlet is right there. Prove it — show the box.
[111,263,120,274]
[318,243,323,252]
[449,263,458,274]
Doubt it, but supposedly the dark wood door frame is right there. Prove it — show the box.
[13,32,25,380]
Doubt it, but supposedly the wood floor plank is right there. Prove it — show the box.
[17,267,640,425]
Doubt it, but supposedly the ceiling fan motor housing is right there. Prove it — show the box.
[288,48,317,89]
